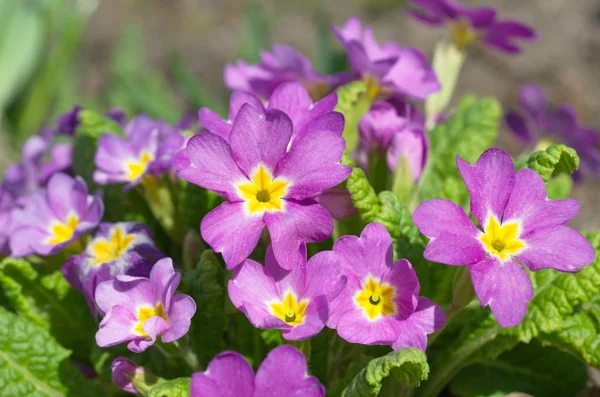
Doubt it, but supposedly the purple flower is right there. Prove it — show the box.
[225,45,331,101]
[357,101,428,181]
[327,223,445,350]
[407,0,537,54]
[505,84,600,179]
[63,222,164,315]
[174,103,351,270]
[94,115,185,188]
[9,173,103,257]
[229,245,346,340]
[191,345,325,397]
[111,358,145,394]
[95,257,196,353]
[0,186,15,254]
[332,17,440,101]
[413,148,595,327]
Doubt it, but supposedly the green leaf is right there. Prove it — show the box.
[77,109,124,138]
[526,144,579,182]
[335,82,373,153]
[450,341,587,397]
[545,173,573,200]
[0,307,107,397]
[341,348,429,396]
[239,3,270,63]
[187,250,228,366]
[148,378,190,397]
[177,180,222,234]
[0,258,96,361]
[328,354,372,397]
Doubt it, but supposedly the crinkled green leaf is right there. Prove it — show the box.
[0,307,107,397]
[450,341,587,397]
[148,378,190,397]
[177,180,221,234]
[335,82,372,153]
[328,354,373,397]
[0,258,96,361]
[187,250,228,366]
[526,144,579,182]
[341,154,381,221]
[545,173,573,200]
[341,348,428,396]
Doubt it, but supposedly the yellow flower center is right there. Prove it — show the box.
[237,166,289,214]
[47,214,79,245]
[355,278,396,320]
[270,292,308,326]
[126,151,153,181]
[89,226,136,265]
[133,303,167,337]
[449,20,479,51]
[479,215,526,261]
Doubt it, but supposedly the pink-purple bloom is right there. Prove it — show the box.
[505,84,600,180]
[327,223,445,350]
[413,148,595,327]
[95,257,196,352]
[63,222,164,315]
[111,357,146,394]
[191,345,325,397]
[9,173,103,257]
[357,101,428,181]
[407,0,537,54]
[174,101,351,270]
[94,115,185,188]
[229,245,346,340]
[333,17,440,101]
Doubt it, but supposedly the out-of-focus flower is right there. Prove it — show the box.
[407,0,537,53]
[505,84,600,179]
[63,222,164,315]
[328,223,445,350]
[332,17,439,101]
[357,101,428,181]
[191,345,325,397]
[95,258,196,353]
[413,148,595,327]
[225,45,333,101]
[94,115,185,188]
[111,358,147,394]
[10,173,103,257]
[229,245,346,340]
[174,103,350,270]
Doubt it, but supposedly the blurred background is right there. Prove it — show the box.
[1,0,599,228]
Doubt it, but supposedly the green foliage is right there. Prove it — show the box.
[148,378,190,397]
[177,180,222,234]
[0,258,96,361]
[545,173,573,200]
[335,82,372,153]
[239,3,271,63]
[0,307,106,397]
[450,341,587,397]
[341,348,429,396]
[526,144,579,182]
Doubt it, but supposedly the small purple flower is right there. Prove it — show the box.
[111,358,145,394]
[327,223,445,350]
[174,103,351,270]
[505,84,600,179]
[357,101,428,181]
[407,0,537,54]
[225,45,331,101]
[229,245,346,340]
[63,222,164,315]
[10,173,103,257]
[95,257,196,353]
[191,345,325,397]
[332,17,440,101]
[94,115,185,188]
[0,187,14,254]
[413,148,595,327]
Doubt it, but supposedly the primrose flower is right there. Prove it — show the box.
[413,148,595,327]
[94,115,185,188]
[63,222,164,315]
[327,223,445,350]
[191,345,325,397]
[332,17,439,101]
[174,103,351,270]
[225,45,331,101]
[505,84,600,180]
[111,358,146,394]
[357,101,428,181]
[407,0,537,54]
[229,245,346,340]
[9,173,103,257]
[95,257,196,353]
